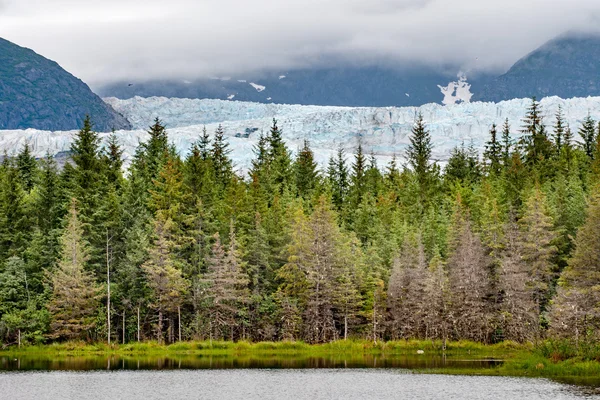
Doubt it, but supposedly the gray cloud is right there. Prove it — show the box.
[0,0,599,84]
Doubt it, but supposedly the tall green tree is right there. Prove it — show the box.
[46,200,100,341]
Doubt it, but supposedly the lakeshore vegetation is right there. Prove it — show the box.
[0,99,599,364]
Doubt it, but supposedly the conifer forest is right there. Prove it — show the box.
[1,99,599,347]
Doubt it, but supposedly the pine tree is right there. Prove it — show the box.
[499,220,540,342]
[202,227,250,340]
[328,147,349,211]
[294,140,319,199]
[103,132,124,188]
[578,114,596,160]
[0,158,30,260]
[446,195,493,342]
[502,119,512,168]
[46,200,100,341]
[267,119,292,193]
[16,142,37,193]
[349,142,367,207]
[144,118,169,181]
[484,124,502,175]
[550,185,600,340]
[142,216,189,343]
[520,98,553,168]
[387,232,429,339]
[70,115,106,275]
[211,124,233,188]
[518,187,558,315]
[425,250,449,345]
[406,113,433,193]
[553,105,565,154]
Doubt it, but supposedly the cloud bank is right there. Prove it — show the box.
[1,0,599,84]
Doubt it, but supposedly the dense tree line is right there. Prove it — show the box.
[0,99,599,346]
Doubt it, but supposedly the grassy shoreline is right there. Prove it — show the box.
[1,339,599,382]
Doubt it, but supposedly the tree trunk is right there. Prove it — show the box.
[157,310,163,344]
[107,235,111,345]
[123,310,126,344]
[178,306,182,342]
[137,306,140,342]
[344,314,348,340]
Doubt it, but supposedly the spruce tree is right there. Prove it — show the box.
[550,185,600,340]
[446,195,493,342]
[142,216,189,343]
[293,140,319,199]
[501,119,512,168]
[102,132,124,188]
[553,105,565,154]
[484,124,502,175]
[0,158,30,260]
[579,114,596,160]
[46,200,100,341]
[349,142,367,207]
[387,232,429,339]
[16,142,37,193]
[267,119,292,193]
[211,124,233,188]
[518,187,558,315]
[406,113,433,193]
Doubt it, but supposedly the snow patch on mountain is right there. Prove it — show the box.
[2,96,600,173]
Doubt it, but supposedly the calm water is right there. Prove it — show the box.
[1,355,599,399]
[1,369,599,400]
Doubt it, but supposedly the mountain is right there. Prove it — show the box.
[97,32,600,107]
[2,95,598,172]
[477,32,600,102]
[0,38,130,131]
[97,65,489,107]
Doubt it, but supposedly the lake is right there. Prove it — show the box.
[1,355,599,399]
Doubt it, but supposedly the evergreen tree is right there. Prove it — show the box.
[211,124,233,188]
[46,200,100,341]
[142,216,189,343]
[144,118,169,181]
[499,220,540,342]
[387,232,428,339]
[406,113,433,194]
[293,140,319,199]
[349,142,367,208]
[501,119,512,168]
[267,119,293,193]
[16,142,37,193]
[578,114,596,160]
[202,227,250,340]
[0,158,30,260]
[446,195,493,343]
[550,186,600,340]
[484,124,502,175]
[102,132,124,188]
[518,187,558,316]
[328,147,349,211]
[553,105,566,154]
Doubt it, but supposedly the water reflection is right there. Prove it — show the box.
[0,353,502,372]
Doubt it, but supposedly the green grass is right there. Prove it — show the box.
[0,339,525,357]
[2,339,600,382]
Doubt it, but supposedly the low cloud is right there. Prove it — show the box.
[0,0,599,84]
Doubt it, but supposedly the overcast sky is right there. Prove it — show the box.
[1,0,600,85]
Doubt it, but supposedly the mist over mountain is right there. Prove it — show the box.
[97,65,489,108]
[97,32,600,108]
[477,32,600,102]
[0,38,130,131]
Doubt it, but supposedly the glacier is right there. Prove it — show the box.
[0,96,599,173]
